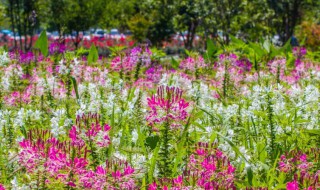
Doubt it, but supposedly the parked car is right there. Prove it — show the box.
[0,29,12,35]
[93,29,106,39]
[8,32,25,40]
[83,31,91,40]
[124,30,132,36]
[109,29,122,39]
[50,31,60,40]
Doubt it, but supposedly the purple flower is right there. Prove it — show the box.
[49,42,66,54]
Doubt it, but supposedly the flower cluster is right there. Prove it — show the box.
[146,86,190,128]
[146,65,163,83]
[8,51,44,64]
[148,142,236,189]
[49,41,67,55]
[267,58,286,80]
[148,176,190,190]
[16,114,135,189]
[187,143,236,189]
[180,56,206,71]
[214,53,249,90]
[292,46,307,58]
[279,149,320,189]
[111,46,152,72]
[4,89,31,106]
[0,51,10,66]
[79,161,136,189]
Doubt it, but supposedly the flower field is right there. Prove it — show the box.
[0,36,319,190]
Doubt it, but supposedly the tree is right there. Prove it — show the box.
[3,0,40,50]
[173,0,215,49]
[127,13,152,42]
[102,0,137,31]
[142,0,175,47]
[237,0,276,42]
[267,0,319,44]
[47,0,68,37]
[65,0,106,48]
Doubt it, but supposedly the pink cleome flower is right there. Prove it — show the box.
[146,86,190,128]
[286,180,299,190]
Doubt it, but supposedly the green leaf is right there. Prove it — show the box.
[71,77,80,103]
[304,129,320,136]
[141,177,146,190]
[137,125,147,154]
[300,36,307,46]
[145,135,159,150]
[206,39,217,57]
[185,49,191,56]
[263,40,271,53]
[20,126,27,138]
[171,57,179,69]
[172,113,193,175]
[280,38,291,55]
[230,34,245,46]
[215,131,250,163]
[257,142,267,162]
[148,144,160,183]
[109,46,126,56]
[34,31,48,56]
[270,45,280,59]
[88,44,99,64]
[287,54,295,67]
[76,47,89,56]
[249,42,265,57]
[247,166,253,186]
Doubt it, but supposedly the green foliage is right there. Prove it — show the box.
[145,135,159,151]
[127,14,152,42]
[2,0,319,51]
[170,57,179,70]
[71,77,79,103]
[34,31,48,56]
[88,44,99,64]
[206,39,218,58]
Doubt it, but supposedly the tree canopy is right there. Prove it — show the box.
[0,0,319,50]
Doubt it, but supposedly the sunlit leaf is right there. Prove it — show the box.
[34,31,48,56]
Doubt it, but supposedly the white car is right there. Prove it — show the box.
[93,29,106,38]
[109,29,122,40]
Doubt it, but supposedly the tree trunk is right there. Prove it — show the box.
[73,30,81,49]
[9,0,17,49]
[16,0,23,50]
[24,17,28,51]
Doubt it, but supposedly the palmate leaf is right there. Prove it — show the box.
[34,30,48,56]
[76,47,89,56]
[145,135,159,150]
[109,46,126,56]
